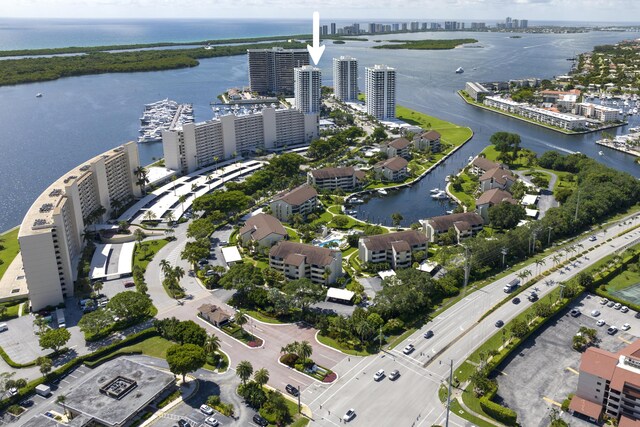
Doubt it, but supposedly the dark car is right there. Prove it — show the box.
[570,308,581,317]
[285,384,299,396]
[495,320,504,328]
[178,420,191,427]
[253,414,269,426]
[512,297,521,304]
[424,330,434,339]
[635,312,640,319]
[20,399,33,407]
[528,292,538,302]
[124,281,135,288]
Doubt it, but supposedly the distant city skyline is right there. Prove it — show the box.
[3,0,640,23]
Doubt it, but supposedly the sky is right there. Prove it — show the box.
[2,0,640,22]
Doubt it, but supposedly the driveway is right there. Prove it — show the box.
[513,170,559,219]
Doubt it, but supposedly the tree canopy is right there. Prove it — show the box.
[166,343,206,381]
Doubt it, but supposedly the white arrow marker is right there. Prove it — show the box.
[307,11,325,65]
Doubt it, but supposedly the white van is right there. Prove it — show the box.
[0,323,8,332]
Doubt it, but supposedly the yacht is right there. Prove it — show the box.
[446,209,454,214]
[349,198,364,204]
[430,188,440,194]
[431,190,448,200]
[377,189,388,195]
[598,151,604,156]
[455,67,464,74]
[468,156,474,162]
[35,93,43,98]
[445,176,451,182]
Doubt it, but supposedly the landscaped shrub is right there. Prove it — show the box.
[479,397,517,426]
[280,353,298,367]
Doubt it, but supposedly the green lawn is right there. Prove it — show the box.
[120,335,174,358]
[448,173,477,210]
[0,298,27,321]
[285,227,300,242]
[605,268,640,292]
[396,105,473,146]
[0,228,20,281]
[316,334,374,356]
[245,309,286,324]
[133,238,171,271]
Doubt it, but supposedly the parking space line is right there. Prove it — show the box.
[566,367,579,375]
[543,396,562,407]
[494,369,507,376]
[619,336,633,344]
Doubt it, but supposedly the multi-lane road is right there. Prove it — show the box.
[307,215,640,426]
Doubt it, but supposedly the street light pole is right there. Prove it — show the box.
[547,226,553,246]
[445,359,453,427]
[501,248,508,267]
[297,385,301,414]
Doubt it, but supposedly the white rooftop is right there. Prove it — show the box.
[326,287,355,301]
[521,194,539,206]
[221,246,242,264]
[378,270,397,280]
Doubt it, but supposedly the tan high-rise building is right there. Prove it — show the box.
[365,64,396,120]
[19,142,141,310]
[333,56,359,102]
[247,47,309,95]
[294,65,322,114]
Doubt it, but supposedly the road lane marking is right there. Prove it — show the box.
[566,367,579,375]
[543,396,562,407]
[308,355,379,406]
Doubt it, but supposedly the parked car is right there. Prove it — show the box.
[0,323,7,332]
[607,301,616,307]
[495,320,504,328]
[512,297,521,304]
[204,417,219,427]
[621,306,629,313]
[403,344,415,355]
[389,370,400,381]
[570,309,581,317]
[622,323,631,331]
[373,369,385,381]
[178,420,191,427]
[200,404,214,415]
[600,298,609,305]
[589,235,597,242]
[597,319,606,327]
[343,409,356,422]
[615,303,622,310]
[285,384,299,396]
[253,414,268,426]
[424,330,434,339]
[528,292,538,302]
[591,310,601,317]
[635,312,640,319]
[607,326,618,335]
[124,281,135,288]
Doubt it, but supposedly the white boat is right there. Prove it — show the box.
[598,151,604,156]
[446,210,454,214]
[468,156,474,162]
[430,188,440,194]
[35,93,43,98]
[204,44,214,50]
[431,191,448,200]
[455,67,464,74]
[349,198,364,204]
[445,176,451,182]
[378,189,388,195]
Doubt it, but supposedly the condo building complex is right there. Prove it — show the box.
[247,47,310,95]
[294,65,322,114]
[333,56,359,102]
[366,65,396,120]
[162,106,318,175]
[19,142,141,310]
[269,241,342,284]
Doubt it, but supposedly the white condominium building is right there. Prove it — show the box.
[19,142,141,310]
[333,56,359,102]
[247,47,310,95]
[294,65,322,114]
[162,107,318,174]
[575,102,623,122]
[365,64,396,120]
[519,106,587,130]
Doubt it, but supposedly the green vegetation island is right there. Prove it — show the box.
[0,41,307,87]
[374,38,478,50]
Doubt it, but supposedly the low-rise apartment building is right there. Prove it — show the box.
[422,212,484,243]
[239,213,287,249]
[307,166,362,191]
[270,184,318,222]
[465,82,491,101]
[373,156,409,182]
[413,130,442,153]
[358,230,427,269]
[269,241,342,284]
[385,137,412,159]
[570,339,640,425]
[19,142,141,310]
[519,105,588,130]
[476,188,518,223]
[575,102,623,122]
[484,96,525,114]
[479,166,517,192]
[470,156,502,176]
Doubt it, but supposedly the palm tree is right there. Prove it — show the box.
[516,271,528,282]
[92,281,103,295]
[143,210,156,222]
[178,194,187,215]
[173,266,185,281]
[206,174,213,190]
[535,258,546,276]
[234,310,248,328]
[111,198,123,218]
[191,183,198,194]
[134,166,150,195]
[204,334,221,357]
[552,254,562,267]
[254,368,270,387]
[523,269,532,279]
[134,228,145,244]
[56,395,67,417]
[159,260,172,276]
[296,341,313,364]
[236,360,253,385]
[213,156,219,174]
[165,211,175,226]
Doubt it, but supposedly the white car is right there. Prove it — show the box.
[373,369,385,381]
[621,306,629,313]
[200,404,214,415]
[622,323,631,331]
[600,298,609,305]
[205,417,220,427]
[615,303,622,310]
[403,344,415,355]
[343,408,356,422]
[591,310,601,317]
[597,319,606,327]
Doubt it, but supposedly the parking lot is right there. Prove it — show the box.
[495,293,638,427]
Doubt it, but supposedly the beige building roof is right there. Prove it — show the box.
[239,213,287,242]
[198,303,231,324]
[427,212,484,233]
[454,221,472,232]
[421,130,441,141]
[388,138,412,149]
[270,241,336,267]
[391,240,411,252]
[476,188,517,206]
[309,167,356,179]
[471,156,500,172]
[361,230,427,252]
[274,184,318,206]
[480,167,516,185]
[376,156,408,172]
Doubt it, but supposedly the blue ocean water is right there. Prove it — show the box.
[0,19,639,231]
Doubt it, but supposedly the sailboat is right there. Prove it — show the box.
[455,67,464,74]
